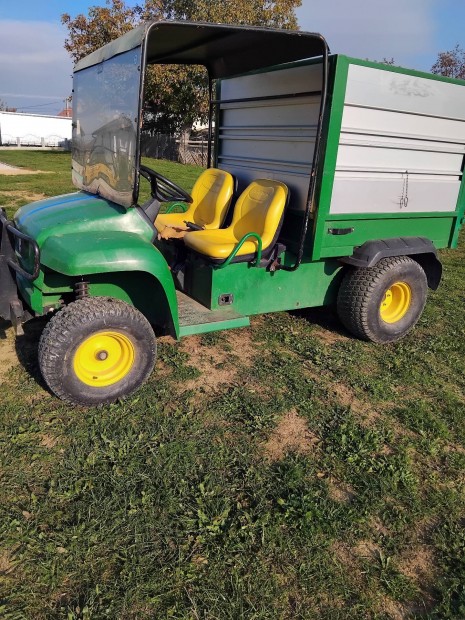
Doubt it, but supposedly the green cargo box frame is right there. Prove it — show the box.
[0,21,464,405]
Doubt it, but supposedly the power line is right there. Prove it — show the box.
[17,100,64,111]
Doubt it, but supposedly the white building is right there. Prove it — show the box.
[0,111,72,147]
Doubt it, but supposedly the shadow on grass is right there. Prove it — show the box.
[14,316,49,390]
[0,318,9,340]
[289,305,351,339]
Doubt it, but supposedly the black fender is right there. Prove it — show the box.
[340,237,442,290]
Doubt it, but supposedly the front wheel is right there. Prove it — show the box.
[337,256,428,343]
[39,297,156,405]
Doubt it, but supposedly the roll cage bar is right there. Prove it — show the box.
[74,21,330,271]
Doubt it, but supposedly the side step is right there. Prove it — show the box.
[177,291,249,337]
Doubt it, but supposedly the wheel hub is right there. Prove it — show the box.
[380,281,412,324]
[73,331,135,387]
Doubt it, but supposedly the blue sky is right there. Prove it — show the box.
[1,0,464,115]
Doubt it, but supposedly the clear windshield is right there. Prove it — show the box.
[71,47,142,207]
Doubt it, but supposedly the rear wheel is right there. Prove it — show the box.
[39,297,156,405]
[337,256,428,343]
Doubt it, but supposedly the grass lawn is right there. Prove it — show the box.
[0,151,464,619]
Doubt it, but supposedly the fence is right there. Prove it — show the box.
[0,112,72,149]
[140,132,209,167]
[0,134,71,149]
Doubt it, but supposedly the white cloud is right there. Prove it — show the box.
[0,20,72,113]
[296,0,436,64]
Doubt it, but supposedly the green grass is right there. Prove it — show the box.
[1,151,465,618]
[0,149,202,219]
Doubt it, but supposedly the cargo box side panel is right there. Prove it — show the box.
[216,62,323,216]
[316,60,465,257]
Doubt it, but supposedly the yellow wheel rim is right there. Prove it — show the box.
[73,331,135,387]
[380,282,412,324]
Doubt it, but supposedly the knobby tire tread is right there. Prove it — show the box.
[39,297,156,405]
[337,256,425,343]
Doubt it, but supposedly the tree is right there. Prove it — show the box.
[0,99,16,112]
[61,0,137,64]
[431,44,465,80]
[62,0,301,134]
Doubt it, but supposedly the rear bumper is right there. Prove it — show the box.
[0,208,38,327]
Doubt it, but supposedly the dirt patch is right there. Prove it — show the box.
[181,335,239,392]
[0,326,18,384]
[313,325,349,346]
[224,328,258,367]
[326,478,355,503]
[181,329,259,393]
[331,382,381,423]
[331,541,365,585]
[443,441,465,455]
[263,408,319,461]
[0,551,14,574]
[0,162,51,176]
[354,539,381,560]
[370,516,390,537]
[332,383,366,412]
[39,434,59,449]
[398,544,436,587]
[377,596,409,620]
[0,190,47,202]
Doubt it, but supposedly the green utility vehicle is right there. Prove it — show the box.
[1,21,465,405]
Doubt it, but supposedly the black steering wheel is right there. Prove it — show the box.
[140,164,193,204]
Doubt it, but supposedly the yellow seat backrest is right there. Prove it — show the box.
[155,168,234,231]
[231,179,288,248]
[189,168,234,227]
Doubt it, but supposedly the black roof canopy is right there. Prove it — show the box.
[74,20,329,78]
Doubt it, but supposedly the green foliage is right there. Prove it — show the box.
[61,0,302,134]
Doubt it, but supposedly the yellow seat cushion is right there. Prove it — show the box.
[184,179,288,260]
[182,229,260,259]
[155,168,234,230]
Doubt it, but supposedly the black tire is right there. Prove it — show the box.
[337,256,428,343]
[38,297,156,406]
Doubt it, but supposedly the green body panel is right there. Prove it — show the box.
[16,273,48,316]
[451,171,465,248]
[16,269,68,316]
[14,192,180,334]
[311,55,349,262]
[178,316,250,337]
[15,193,150,245]
[320,214,456,257]
[183,255,343,316]
[41,230,162,276]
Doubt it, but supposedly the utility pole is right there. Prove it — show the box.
[64,96,72,116]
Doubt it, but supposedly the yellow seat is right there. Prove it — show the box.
[184,179,289,262]
[155,168,234,230]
